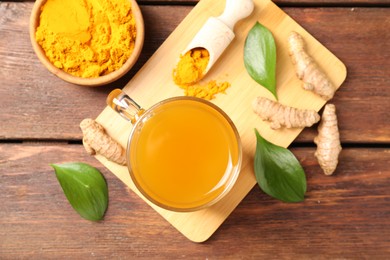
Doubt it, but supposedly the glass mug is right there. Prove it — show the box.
[107,89,242,212]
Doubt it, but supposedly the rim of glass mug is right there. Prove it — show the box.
[107,89,243,212]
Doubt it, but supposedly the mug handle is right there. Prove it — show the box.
[106,89,145,124]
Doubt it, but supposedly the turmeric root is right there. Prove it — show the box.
[288,31,336,101]
[314,104,342,175]
[252,97,320,129]
[80,118,126,165]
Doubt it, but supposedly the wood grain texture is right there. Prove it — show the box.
[0,3,389,143]
[1,0,389,257]
[9,0,390,6]
[1,143,389,258]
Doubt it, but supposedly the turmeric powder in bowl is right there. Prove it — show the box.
[32,0,143,82]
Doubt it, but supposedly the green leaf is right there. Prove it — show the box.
[51,162,108,221]
[244,22,277,100]
[254,129,306,202]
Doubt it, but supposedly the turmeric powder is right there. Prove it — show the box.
[173,48,230,100]
[36,0,136,78]
[184,80,230,100]
[173,48,209,86]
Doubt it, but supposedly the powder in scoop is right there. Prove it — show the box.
[173,48,230,100]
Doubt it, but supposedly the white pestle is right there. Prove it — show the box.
[181,0,254,76]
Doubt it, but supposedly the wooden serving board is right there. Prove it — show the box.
[95,0,346,242]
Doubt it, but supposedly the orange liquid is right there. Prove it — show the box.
[129,98,241,210]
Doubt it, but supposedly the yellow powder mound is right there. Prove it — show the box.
[35,0,136,78]
[173,48,209,86]
[173,48,230,100]
[182,81,231,101]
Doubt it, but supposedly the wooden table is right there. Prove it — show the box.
[1,0,389,258]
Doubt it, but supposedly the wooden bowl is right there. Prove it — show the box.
[29,0,144,87]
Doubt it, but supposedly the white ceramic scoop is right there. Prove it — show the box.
[181,0,254,75]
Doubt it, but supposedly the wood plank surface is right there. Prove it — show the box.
[1,0,389,257]
[0,3,389,143]
[10,0,390,6]
[1,143,389,258]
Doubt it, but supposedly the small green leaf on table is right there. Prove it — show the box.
[51,162,108,221]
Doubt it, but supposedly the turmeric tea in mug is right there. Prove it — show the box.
[128,98,241,211]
